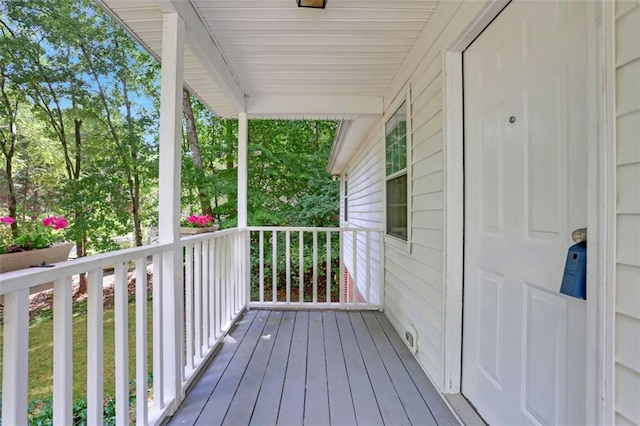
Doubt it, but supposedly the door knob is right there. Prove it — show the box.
[571,228,587,244]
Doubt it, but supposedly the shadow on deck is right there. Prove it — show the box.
[168,310,459,426]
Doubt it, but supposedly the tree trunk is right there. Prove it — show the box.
[122,75,143,246]
[2,127,18,237]
[0,80,19,236]
[182,88,213,216]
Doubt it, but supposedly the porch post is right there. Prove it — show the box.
[238,112,248,228]
[158,11,184,411]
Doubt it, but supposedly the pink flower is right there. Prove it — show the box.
[184,214,214,227]
[0,216,15,225]
[53,216,69,230]
[43,215,69,230]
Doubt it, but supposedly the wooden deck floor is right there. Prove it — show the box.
[168,310,459,426]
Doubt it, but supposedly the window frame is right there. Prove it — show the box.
[343,173,348,224]
[384,91,411,244]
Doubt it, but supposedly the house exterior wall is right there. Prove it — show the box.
[614,1,640,424]
[341,1,490,388]
[341,130,384,305]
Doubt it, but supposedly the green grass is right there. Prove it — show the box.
[0,299,153,402]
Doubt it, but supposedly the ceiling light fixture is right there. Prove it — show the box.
[297,0,327,9]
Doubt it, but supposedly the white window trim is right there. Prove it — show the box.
[342,172,348,226]
[384,86,412,252]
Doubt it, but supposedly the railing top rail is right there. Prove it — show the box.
[247,226,384,233]
[0,226,383,295]
[0,242,174,295]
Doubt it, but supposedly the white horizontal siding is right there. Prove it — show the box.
[615,2,640,425]
[342,130,384,304]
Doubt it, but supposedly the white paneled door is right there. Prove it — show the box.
[462,1,588,425]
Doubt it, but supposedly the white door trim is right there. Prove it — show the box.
[441,1,616,424]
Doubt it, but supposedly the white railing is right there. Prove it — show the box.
[247,227,383,310]
[0,226,382,426]
[0,228,249,426]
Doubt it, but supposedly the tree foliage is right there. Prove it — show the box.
[1,0,339,261]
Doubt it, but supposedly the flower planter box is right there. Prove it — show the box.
[0,243,75,301]
[180,225,219,236]
[0,242,74,274]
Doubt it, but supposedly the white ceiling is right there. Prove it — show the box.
[96,0,439,119]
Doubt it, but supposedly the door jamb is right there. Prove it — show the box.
[441,2,616,424]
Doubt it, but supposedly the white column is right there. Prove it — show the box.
[158,12,185,411]
[238,112,248,228]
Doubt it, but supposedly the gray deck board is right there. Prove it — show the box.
[222,311,282,426]
[167,310,257,426]
[169,309,459,426]
[303,311,329,426]
[323,311,358,426]
[348,311,412,426]
[249,311,296,426]
[195,310,270,425]
[375,313,460,425]
[362,311,438,426]
[276,311,309,426]
[334,311,383,426]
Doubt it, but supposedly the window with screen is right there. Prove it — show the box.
[385,102,407,240]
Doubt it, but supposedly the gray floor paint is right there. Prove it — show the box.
[168,309,459,426]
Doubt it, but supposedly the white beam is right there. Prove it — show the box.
[238,112,248,228]
[158,0,246,112]
[246,95,383,117]
[157,11,184,411]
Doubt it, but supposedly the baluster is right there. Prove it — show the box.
[313,231,318,303]
[259,231,264,303]
[352,231,358,305]
[286,230,291,303]
[326,231,331,304]
[299,231,304,304]
[87,269,104,425]
[185,244,194,370]
[194,242,203,361]
[152,253,164,409]
[135,257,149,425]
[272,231,277,303]
[114,262,129,425]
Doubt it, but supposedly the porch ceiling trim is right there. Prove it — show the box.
[327,116,379,175]
[246,95,383,119]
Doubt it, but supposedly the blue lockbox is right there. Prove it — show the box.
[560,243,587,300]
